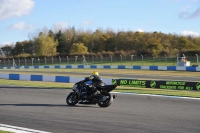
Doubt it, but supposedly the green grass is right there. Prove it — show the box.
[1,79,200,98]
[0,130,13,133]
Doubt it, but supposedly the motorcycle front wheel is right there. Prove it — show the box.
[66,92,78,106]
[98,92,113,107]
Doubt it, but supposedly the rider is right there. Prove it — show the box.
[80,71,105,98]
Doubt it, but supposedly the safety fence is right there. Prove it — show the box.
[0,65,200,71]
[0,55,199,67]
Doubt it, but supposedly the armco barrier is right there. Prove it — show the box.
[0,65,200,71]
[0,73,112,85]
[112,79,200,91]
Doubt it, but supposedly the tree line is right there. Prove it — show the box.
[1,26,200,58]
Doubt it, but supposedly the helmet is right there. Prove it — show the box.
[89,71,99,79]
[92,71,99,76]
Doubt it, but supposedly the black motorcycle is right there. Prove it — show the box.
[66,81,117,107]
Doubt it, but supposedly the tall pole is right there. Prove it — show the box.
[120,55,122,65]
[110,55,112,65]
[141,55,143,66]
[196,54,199,65]
[131,55,134,66]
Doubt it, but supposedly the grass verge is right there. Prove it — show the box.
[0,79,200,98]
[0,130,13,133]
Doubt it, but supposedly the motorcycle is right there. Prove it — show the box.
[66,81,117,107]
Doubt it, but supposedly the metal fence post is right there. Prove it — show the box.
[130,55,134,66]
[141,55,143,66]
[120,55,122,65]
[196,54,199,65]
[44,57,46,65]
[110,55,112,65]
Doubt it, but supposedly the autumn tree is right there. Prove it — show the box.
[35,33,58,56]
[70,43,88,55]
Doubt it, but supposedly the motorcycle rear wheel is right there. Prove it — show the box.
[98,92,113,107]
[66,92,78,106]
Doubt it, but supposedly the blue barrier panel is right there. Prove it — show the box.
[90,65,97,68]
[66,65,72,68]
[44,66,49,68]
[133,66,141,69]
[55,66,60,68]
[24,66,29,69]
[186,66,196,71]
[15,66,20,69]
[167,66,176,71]
[34,66,39,68]
[118,65,125,69]
[104,65,111,68]
[78,65,84,68]
[31,75,42,81]
[55,76,70,82]
[9,74,20,80]
[149,66,158,70]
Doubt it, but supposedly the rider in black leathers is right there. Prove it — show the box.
[79,71,104,98]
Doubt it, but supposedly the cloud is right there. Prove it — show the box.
[81,20,92,25]
[1,41,13,45]
[136,28,145,32]
[188,6,200,18]
[53,22,69,32]
[0,0,35,20]
[180,30,199,36]
[8,22,34,30]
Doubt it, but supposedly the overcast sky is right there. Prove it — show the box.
[0,0,200,45]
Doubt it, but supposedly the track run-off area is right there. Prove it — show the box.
[0,68,200,133]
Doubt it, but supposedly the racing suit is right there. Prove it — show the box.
[81,75,105,98]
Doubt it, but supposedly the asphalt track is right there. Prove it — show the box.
[1,86,200,133]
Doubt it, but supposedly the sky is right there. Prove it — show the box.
[0,0,200,46]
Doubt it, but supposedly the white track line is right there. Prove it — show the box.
[0,124,51,133]
[112,92,200,100]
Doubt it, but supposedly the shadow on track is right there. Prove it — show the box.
[0,103,97,108]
